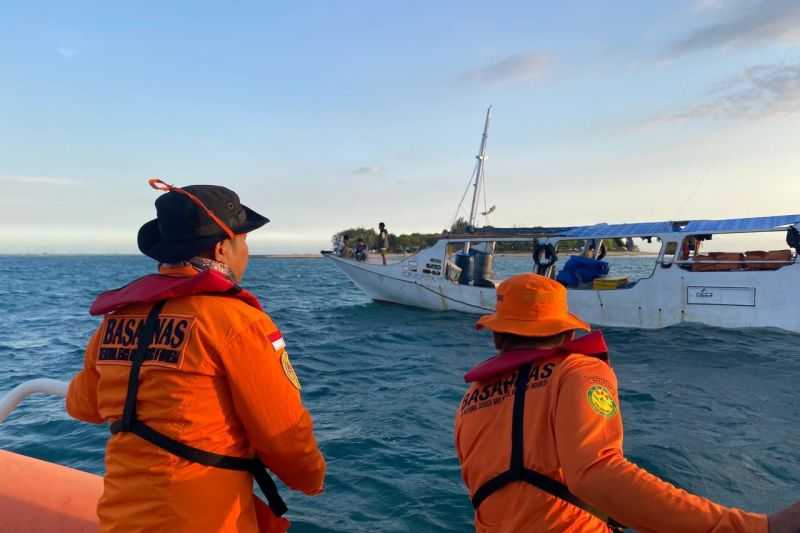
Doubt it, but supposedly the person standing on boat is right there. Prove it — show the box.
[338,234,353,258]
[787,226,799,254]
[378,222,389,265]
[455,273,800,533]
[66,179,326,533]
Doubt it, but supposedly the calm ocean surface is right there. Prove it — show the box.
[1,255,799,532]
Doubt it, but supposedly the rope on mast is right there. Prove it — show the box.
[481,167,489,225]
[451,160,480,229]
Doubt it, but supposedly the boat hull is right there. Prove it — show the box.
[566,263,800,332]
[325,254,496,313]
[326,253,800,333]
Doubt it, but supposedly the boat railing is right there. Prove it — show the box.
[0,378,68,424]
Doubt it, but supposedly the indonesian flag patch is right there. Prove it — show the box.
[267,329,300,390]
[267,330,286,352]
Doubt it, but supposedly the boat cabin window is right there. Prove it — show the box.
[660,240,679,267]
[550,237,656,290]
[676,232,796,272]
[446,241,496,256]
[555,239,608,260]
[555,239,586,255]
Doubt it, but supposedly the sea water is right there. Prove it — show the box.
[1,255,798,532]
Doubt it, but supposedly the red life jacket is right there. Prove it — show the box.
[464,330,610,383]
[90,269,262,316]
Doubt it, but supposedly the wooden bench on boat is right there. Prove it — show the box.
[691,252,745,272]
[744,250,794,271]
[690,250,794,272]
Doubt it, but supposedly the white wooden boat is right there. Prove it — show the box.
[325,215,800,332]
[324,108,800,332]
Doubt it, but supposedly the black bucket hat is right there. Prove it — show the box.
[137,179,269,263]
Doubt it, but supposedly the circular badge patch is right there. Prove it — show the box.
[281,351,302,391]
[587,385,617,417]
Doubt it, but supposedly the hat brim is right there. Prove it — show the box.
[475,312,590,337]
[236,204,270,234]
[138,203,269,263]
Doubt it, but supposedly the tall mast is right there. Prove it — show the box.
[468,106,491,229]
[463,106,491,254]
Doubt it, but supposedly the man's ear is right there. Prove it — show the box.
[212,240,226,263]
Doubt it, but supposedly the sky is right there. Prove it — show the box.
[1,0,799,254]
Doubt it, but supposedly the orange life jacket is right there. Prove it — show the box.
[67,265,325,532]
[464,332,623,531]
[455,334,767,533]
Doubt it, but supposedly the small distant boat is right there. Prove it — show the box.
[324,108,800,333]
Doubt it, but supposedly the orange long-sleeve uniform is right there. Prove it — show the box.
[66,265,326,533]
[455,352,767,533]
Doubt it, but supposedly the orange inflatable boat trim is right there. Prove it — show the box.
[0,449,102,532]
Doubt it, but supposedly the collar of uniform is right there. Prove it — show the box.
[158,264,198,277]
[158,257,238,284]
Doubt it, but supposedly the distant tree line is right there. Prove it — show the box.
[331,227,440,253]
[556,239,636,253]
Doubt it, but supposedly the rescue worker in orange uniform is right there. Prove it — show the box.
[455,273,800,533]
[67,179,326,532]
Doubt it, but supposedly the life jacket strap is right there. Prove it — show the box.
[470,362,624,532]
[118,300,167,432]
[110,300,287,517]
[110,418,287,516]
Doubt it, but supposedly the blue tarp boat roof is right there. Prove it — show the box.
[561,222,674,239]
[471,214,800,240]
[554,215,800,239]
[682,214,800,234]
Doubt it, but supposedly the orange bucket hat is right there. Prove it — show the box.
[476,273,590,337]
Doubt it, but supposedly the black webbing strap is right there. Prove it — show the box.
[117,300,167,432]
[109,300,287,517]
[470,363,624,532]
